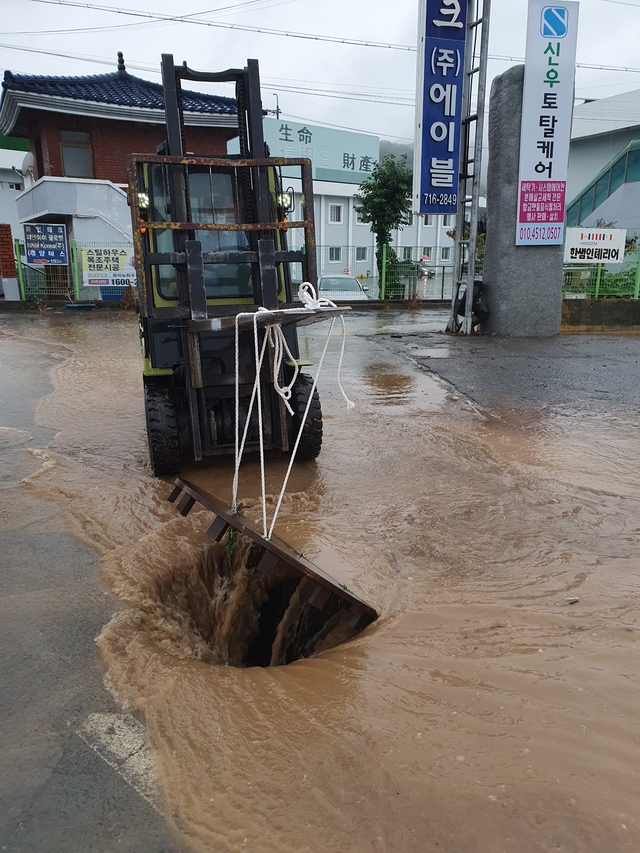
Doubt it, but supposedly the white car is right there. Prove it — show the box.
[317,275,370,302]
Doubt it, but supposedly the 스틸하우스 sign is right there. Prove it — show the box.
[564,228,627,264]
[413,0,467,216]
[516,0,579,246]
[24,223,68,265]
[81,246,136,288]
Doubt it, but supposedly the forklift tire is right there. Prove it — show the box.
[291,373,323,461]
[144,383,181,476]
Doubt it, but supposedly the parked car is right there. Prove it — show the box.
[418,260,436,278]
[317,275,370,302]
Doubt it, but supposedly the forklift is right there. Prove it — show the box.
[128,54,333,476]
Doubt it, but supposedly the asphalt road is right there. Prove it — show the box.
[1,307,639,852]
[361,309,640,416]
[0,318,181,853]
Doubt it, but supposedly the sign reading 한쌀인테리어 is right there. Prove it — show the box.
[564,228,627,264]
[413,0,467,216]
[516,1,579,246]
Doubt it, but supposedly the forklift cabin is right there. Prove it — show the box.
[128,55,327,475]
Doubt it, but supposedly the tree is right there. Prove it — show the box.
[353,155,413,297]
[353,154,413,247]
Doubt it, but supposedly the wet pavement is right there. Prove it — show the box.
[1,307,639,853]
[0,315,181,852]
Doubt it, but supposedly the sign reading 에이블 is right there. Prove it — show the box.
[24,223,68,265]
[413,0,467,216]
[516,0,579,246]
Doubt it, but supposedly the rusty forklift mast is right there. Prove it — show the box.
[128,54,337,475]
[128,56,377,637]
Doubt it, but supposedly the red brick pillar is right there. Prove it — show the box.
[0,224,17,278]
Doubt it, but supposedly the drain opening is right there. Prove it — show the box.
[155,536,371,668]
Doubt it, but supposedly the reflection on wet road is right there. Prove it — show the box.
[3,309,640,852]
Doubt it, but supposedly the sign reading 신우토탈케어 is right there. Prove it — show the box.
[413,0,467,216]
[516,1,579,246]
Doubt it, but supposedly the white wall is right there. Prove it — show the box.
[568,129,640,203]
[16,177,132,242]
[0,168,24,238]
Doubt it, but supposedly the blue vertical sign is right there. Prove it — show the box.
[413,0,467,216]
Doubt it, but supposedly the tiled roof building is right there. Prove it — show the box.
[0,54,238,183]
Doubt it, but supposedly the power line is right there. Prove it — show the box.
[0,42,159,72]
[3,38,640,110]
[5,0,294,35]
[281,111,414,142]
[31,0,418,51]
[25,1,640,75]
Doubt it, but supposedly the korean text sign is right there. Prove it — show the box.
[516,1,579,246]
[81,247,136,287]
[563,228,627,264]
[413,0,467,216]
[24,223,68,265]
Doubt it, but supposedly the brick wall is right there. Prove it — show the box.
[0,224,16,278]
[25,110,236,183]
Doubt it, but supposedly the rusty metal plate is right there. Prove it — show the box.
[168,477,377,628]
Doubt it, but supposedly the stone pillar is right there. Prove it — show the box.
[482,65,564,336]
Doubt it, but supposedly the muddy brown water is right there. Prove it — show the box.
[4,311,640,852]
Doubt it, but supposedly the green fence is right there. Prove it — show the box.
[13,236,640,304]
[14,240,134,302]
[563,232,640,299]
[315,245,457,300]
[14,239,77,301]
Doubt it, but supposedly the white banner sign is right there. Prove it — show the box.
[81,246,135,288]
[516,1,580,246]
[564,228,627,263]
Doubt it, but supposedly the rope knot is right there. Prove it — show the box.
[298,281,336,310]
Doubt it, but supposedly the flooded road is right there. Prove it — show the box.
[2,309,639,852]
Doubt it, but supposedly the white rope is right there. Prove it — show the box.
[298,283,355,412]
[231,282,355,539]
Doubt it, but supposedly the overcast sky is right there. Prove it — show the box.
[2,0,640,142]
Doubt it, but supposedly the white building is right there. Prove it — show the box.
[567,89,640,229]
[0,147,25,236]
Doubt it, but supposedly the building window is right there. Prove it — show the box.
[329,246,341,262]
[355,247,367,261]
[328,204,343,224]
[441,246,451,261]
[400,211,412,226]
[59,131,94,178]
[8,182,23,191]
[422,246,433,259]
[355,208,366,225]
[442,214,453,227]
[403,247,413,261]
[423,215,431,226]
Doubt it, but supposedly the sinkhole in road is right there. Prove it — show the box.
[154,533,366,668]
